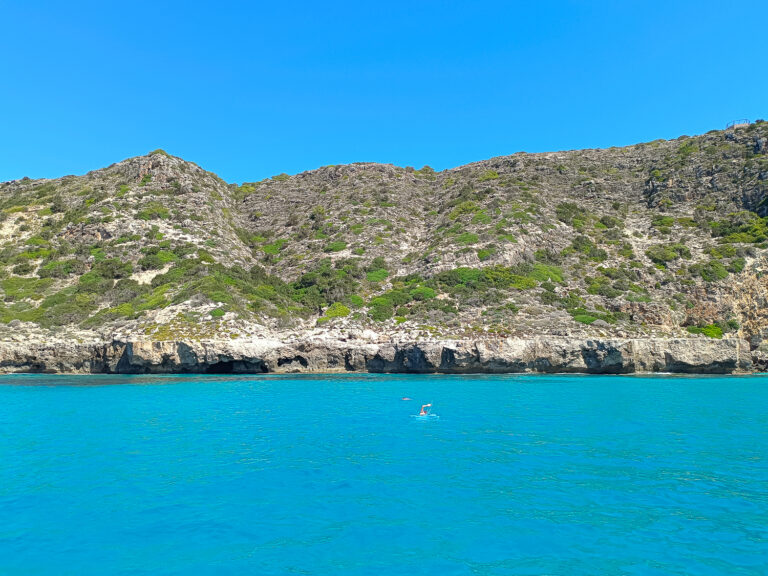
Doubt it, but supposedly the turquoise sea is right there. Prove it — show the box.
[1,373,766,575]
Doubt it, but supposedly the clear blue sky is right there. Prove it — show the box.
[1,1,766,184]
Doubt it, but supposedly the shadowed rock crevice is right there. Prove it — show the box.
[580,341,633,374]
[205,360,267,374]
[439,348,457,372]
[277,355,309,369]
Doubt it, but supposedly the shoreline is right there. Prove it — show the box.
[1,371,765,379]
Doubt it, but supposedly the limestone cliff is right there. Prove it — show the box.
[1,122,768,373]
[0,335,753,375]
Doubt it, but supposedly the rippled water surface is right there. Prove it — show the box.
[1,373,767,575]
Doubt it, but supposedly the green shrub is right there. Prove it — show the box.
[433,265,541,292]
[112,303,136,317]
[677,141,697,160]
[1,277,53,301]
[41,288,77,310]
[652,215,675,228]
[137,254,160,270]
[94,258,133,279]
[324,241,347,252]
[556,202,582,225]
[262,239,287,255]
[12,262,34,275]
[727,258,745,273]
[25,235,47,246]
[172,243,197,259]
[539,291,560,305]
[510,275,537,290]
[687,324,723,338]
[210,308,226,318]
[471,211,491,224]
[413,166,436,180]
[39,292,97,326]
[477,248,494,261]
[723,232,756,243]
[77,271,113,294]
[50,195,67,213]
[113,234,141,245]
[157,250,178,264]
[701,324,723,338]
[382,290,409,307]
[90,247,106,262]
[478,169,500,182]
[529,263,563,283]
[599,215,622,228]
[573,314,597,324]
[135,288,169,311]
[369,296,394,321]
[698,260,729,282]
[136,201,170,220]
[138,247,177,270]
[587,276,622,298]
[456,232,479,245]
[618,243,635,258]
[645,243,690,264]
[709,211,768,243]
[570,235,608,262]
[103,279,148,307]
[449,201,480,220]
[38,259,83,278]
[410,286,436,300]
[325,302,351,317]
[197,249,215,263]
[367,269,388,282]
[540,281,556,293]
[15,247,53,261]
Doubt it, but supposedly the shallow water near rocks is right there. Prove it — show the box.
[1,373,767,575]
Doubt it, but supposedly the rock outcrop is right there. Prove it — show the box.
[0,337,752,375]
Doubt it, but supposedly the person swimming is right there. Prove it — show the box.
[419,403,431,416]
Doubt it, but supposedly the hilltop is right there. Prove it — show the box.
[1,123,767,373]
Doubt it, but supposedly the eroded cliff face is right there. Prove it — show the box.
[0,337,752,375]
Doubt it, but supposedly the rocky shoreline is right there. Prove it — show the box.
[0,336,757,375]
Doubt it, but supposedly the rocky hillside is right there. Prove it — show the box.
[1,122,767,372]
